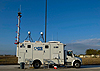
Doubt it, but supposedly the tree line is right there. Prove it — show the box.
[86,49,100,55]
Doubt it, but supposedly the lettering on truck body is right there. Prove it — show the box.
[34,47,43,50]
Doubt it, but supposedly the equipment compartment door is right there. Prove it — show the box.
[18,52,25,63]
[43,45,50,59]
[25,44,33,59]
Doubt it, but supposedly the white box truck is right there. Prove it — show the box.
[17,40,82,68]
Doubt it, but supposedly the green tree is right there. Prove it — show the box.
[85,49,98,55]
[86,49,92,55]
[97,50,100,55]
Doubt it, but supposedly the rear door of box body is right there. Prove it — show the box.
[50,43,64,64]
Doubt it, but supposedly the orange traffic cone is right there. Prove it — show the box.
[54,66,57,69]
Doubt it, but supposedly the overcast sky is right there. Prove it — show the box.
[0,0,100,55]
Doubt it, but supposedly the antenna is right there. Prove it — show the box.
[18,5,21,12]
[25,31,33,42]
[45,0,47,43]
[20,5,21,12]
[52,34,53,41]
[38,32,44,42]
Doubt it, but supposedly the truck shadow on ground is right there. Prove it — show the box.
[16,65,100,69]
[43,65,100,69]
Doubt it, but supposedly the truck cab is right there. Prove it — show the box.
[66,50,82,68]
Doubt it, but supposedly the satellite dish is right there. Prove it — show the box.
[28,31,31,35]
[40,32,43,35]
[38,32,44,41]
[25,31,33,42]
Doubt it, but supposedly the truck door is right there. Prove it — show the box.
[67,51,73,65]
[64,50,67,64]
[43,45,50,59]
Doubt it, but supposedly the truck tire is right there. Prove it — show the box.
[33,61,40,69]
[73,61,81,68]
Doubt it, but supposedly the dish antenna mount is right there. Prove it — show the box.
[38,32,44,42]
[25,31,33,42]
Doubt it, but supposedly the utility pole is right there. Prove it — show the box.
[45,0,47,43]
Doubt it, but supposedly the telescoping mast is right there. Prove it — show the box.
[14,6,22,57]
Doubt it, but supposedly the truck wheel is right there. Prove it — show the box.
[33,61,40,69]
[73,61,81,68]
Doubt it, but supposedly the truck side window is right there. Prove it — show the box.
[45,45,49,48]
[67,51,72,56]
[27,45,31,48]
[54,46,58,48]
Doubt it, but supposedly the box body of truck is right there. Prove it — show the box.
[18,41,66,66]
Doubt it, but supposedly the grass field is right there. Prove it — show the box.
[0,56,100,65]
[0,56,18,65]
[82,58,100,65]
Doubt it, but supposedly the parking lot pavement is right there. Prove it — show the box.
[0,65,100,71]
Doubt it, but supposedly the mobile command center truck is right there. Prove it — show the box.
[18,41,82,68]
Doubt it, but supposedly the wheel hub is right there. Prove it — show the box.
[35,63,39,67]
[75,63,79,67]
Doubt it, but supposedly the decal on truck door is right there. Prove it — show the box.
[34,47,43,50]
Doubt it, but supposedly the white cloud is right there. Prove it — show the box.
[75,38,100,45]
[66,38,100,55]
